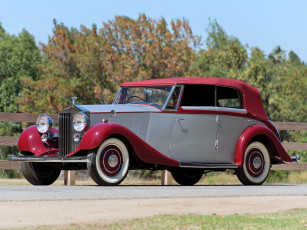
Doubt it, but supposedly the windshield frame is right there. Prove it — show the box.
[113,85,178,110]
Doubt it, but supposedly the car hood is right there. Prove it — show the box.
[80,104,161,113]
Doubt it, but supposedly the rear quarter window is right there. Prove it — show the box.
[217,86,243,109]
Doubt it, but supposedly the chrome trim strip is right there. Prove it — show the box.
[181,106,219,111]
[180,162,238,169]
[180,106,247,114]
[218,107,247,114]
[11,155,91,163]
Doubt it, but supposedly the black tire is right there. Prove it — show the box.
[171,168,204,185]
[88,138,130,186]
[236,141,270,185]
[20,162,61,185]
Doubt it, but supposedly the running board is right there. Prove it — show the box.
[180,162,238,169]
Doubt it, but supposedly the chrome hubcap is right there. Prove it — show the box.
[108,154,118,168]
[253,156,262,169]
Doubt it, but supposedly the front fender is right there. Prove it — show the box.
[18,125,59,156]
[235,125,292,167]
[69,122,180,167]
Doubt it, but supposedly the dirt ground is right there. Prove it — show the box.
[1,196,307,229]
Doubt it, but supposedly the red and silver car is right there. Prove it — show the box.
[12,77,293,186]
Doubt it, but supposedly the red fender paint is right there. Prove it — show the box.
[68,122,180,167]
[18,125,59,156]
[235,125,292,167]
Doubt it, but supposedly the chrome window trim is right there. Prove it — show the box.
[218,107,247,114]
[163,85,184,111]
[180,106,247,114]
[181,106,219,111]
[175,85,184,110]
[112,87,122,104]
[162,85,176,111]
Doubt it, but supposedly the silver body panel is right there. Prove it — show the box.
[84,104,160,141]
[73,104,266,165]
[146,113,177,158]
[82,104,161,113]
[169,114,217,162]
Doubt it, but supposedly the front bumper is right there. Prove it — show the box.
[11,154,92,163]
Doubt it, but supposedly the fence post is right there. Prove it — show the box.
[161,170,173,185]
[64,170,76,186]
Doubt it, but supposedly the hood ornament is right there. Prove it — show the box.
[71,97,78,105]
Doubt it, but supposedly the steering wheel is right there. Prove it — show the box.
[127,95,145,103]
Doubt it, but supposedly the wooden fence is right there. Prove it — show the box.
[0,112,307,185]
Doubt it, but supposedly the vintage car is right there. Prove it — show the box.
[12,77,294,186]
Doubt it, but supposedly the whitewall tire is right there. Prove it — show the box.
[236,141,270,185]
[88,138,130,186]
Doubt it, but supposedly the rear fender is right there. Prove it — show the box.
[235,125,292,167]
[70,122,180,167]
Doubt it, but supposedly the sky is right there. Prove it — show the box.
[0,0,306,62]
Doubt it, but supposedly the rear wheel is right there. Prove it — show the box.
[171,168,204,185]
[20,162,61,185]
[88,138,130,186]
[236,141,270,185]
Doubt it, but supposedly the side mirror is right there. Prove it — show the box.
[109,110,116,122]
[102,110,117,123]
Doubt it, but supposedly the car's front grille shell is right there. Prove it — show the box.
[58,111,81,156]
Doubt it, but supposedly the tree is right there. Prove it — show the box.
[188,19,247,79]
[288,50,301,65]
[17,15,201,114]
[0,23,41,166]
[188,21,306,124]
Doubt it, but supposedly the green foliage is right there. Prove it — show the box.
[189,19,247,79]
[189,20,307,124]
[0,24,41,162]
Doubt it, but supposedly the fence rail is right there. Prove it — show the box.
[0,113,306,185]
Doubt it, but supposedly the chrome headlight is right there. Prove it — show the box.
[73,112,89,132]
[36,114,54,134]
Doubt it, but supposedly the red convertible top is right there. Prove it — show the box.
[121,77,268,120]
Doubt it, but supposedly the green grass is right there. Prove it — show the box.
[14,209,307,230]
[108,209,307,230]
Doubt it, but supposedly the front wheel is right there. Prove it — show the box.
[20,162,61,185]
[236,141,270,185]
[88,138,130,186]
[171,169,204,185]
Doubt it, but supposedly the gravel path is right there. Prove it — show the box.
[0,185,306,229]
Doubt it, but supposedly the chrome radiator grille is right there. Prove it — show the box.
[59,112,80,156]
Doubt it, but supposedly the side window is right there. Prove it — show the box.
[217,86,243,109]
[180,85,215,107]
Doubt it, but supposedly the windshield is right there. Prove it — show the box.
[114,86,173,109]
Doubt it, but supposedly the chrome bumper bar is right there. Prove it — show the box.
[11,155,92,163]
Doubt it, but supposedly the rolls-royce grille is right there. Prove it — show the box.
[59,112,80,156]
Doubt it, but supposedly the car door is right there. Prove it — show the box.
[214,86,249,163]
[169,85,218,163]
